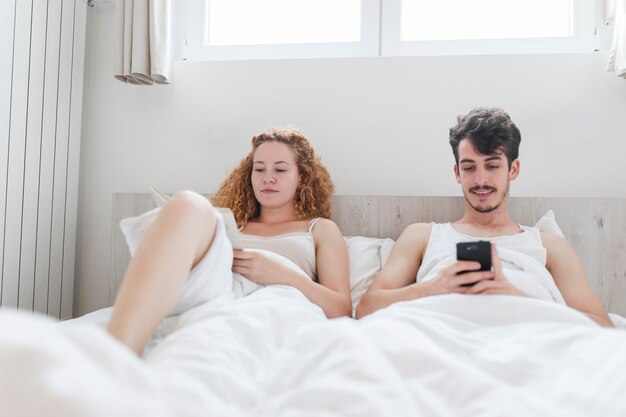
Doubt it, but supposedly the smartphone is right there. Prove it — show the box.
[456,241,492,284]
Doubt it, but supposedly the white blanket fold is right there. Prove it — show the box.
[494,247,566,304]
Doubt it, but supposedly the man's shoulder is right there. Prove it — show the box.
[389,222,433,262]
[539,230,573,257]
[539,230,584,273]
[539,230,569,246]
[399,222,434,243]
[404,222,434,234]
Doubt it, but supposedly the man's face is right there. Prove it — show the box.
[454,139,519,214]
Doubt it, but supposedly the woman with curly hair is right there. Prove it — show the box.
[107,128,351,355]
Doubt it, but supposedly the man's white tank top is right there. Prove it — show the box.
[239,218,320,281]
[417,223,563,302]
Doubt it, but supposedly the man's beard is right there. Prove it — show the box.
[463,183,509,214]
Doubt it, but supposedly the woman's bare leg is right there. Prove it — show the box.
[107,191,218,355]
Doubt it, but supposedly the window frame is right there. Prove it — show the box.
[183,0,381,61]
[180,0,602,61]
[380,0,597,57]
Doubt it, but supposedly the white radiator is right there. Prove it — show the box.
[0,0,86,319]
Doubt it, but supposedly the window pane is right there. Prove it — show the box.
[207,0,362,46]
[401,0,573,41]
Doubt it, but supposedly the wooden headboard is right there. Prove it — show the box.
[111,193,626,315]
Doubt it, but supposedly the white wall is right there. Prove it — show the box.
[76,6,626,316]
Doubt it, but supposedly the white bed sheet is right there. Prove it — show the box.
[2,289,626,417]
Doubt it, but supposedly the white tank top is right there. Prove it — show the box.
[417,223,563,302]
[239,218,320,281]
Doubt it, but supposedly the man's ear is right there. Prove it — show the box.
[454,163,461,183]
[509,159,520,180]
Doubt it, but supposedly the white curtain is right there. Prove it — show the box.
[114,0,171,85]
[607,0,626,79]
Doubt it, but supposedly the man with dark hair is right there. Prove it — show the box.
[356,107,613,327]
[449,107,520,168]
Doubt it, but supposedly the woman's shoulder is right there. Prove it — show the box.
[310,218,342,237]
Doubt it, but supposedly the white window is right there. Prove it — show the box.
[382,0,597,56]
[183,0,380,60]
[180,0,601,61]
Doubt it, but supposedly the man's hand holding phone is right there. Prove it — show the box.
[462,242,527,297]
[421,240,525,297]
[419,241,494,296]
[457,241,492,286]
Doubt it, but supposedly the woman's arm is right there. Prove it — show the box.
[303,218,352,317]
[232,219,351,317]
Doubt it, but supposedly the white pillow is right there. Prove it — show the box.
[344,236,394,316]
[379,238,395,268]
[119,208,161,256]
[533,209,565,237]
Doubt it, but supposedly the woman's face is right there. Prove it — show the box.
[251,141,300,211]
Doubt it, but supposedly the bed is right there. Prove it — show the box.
[1,194,625,417]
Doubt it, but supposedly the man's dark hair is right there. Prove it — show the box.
[449,107,521,167]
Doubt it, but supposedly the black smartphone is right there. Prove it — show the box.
[456,241,492,284]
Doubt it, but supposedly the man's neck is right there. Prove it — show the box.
[455,200,517,230]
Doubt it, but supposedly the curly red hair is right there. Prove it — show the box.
[211,128,334,227]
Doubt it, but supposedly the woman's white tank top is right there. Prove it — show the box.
[239,218,320,281]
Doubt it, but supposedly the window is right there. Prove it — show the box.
[183,0,380,60]
[382,0,597,56]
[207,0,362,45]
[180,0,601,61]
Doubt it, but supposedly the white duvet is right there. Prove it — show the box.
[1,287,626,417]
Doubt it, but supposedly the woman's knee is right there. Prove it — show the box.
[162,191,218,264]
[160,191,218,240]
[165,191,214,220]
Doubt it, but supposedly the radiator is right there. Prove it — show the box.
[1,0,86,319]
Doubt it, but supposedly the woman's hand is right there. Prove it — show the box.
[464,243,526,296]
[232,249,300,286]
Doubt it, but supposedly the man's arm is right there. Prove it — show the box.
[354,223,430,319]
[355,223,494,319]
[541,232,613,327]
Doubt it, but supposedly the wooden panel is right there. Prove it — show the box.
[508,197,626,314]
[331,195,465,239]
[110,194,626,316]
[598,200,626,315]
[109,193,158,304]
